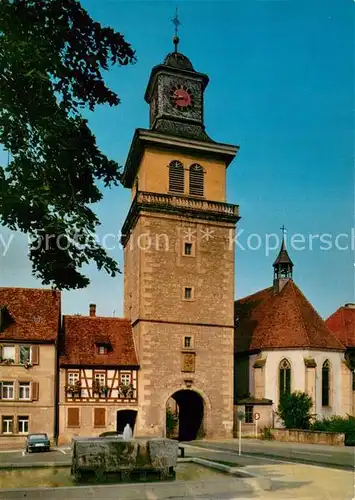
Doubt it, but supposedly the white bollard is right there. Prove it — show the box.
[238,420,242,456]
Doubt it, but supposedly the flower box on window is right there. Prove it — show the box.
[65,380,82,396]
[0,357,14,365]
[117,383,134,398]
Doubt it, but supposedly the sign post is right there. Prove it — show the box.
[237,411,245,456]
[254,412,260,438]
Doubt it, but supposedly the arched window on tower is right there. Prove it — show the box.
[322,360,331,407]
[189,164,204,197]
[279,359,291,399]
[168,160,184,193]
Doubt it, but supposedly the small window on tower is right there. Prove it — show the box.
[184,242,192,256]
[184,287,193,300]
[184,336,192,348]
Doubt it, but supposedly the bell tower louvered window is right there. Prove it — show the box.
[168,160,184,193]
[189,164,204,197]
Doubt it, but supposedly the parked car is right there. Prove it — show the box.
[25,433,51,452]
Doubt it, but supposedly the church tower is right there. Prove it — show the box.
[273,234,294,293]
[121,33,240,439]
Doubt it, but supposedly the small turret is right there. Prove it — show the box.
[273,228,293,293]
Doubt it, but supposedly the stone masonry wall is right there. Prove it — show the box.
[124,212,236,439]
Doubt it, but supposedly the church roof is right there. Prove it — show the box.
[273,239,293,267]
[234,281,344,352]
[325,304,355,348]
[0,287,60,342]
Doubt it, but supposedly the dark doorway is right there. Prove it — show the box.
[170,390,204,441]
[116,410,137,434]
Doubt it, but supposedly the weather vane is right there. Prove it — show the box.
[171,7,181,53]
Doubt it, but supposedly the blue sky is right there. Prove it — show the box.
[0,0,353,318]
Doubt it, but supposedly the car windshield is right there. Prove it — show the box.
[29,434,47,441]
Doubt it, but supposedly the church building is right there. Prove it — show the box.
[234,238,353,432]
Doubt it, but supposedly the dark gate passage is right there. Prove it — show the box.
[171,390,204,441]
[116,410,137,434]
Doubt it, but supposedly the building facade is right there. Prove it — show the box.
[0,288,60,449]
[58,305,139,444]
[234,240,352,431]
[326,303,355,416]
[121,49,240,439]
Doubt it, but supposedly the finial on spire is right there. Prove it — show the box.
[171,7,181,53]
[280,224,287,237]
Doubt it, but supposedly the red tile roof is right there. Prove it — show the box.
[235,281,344,352]
[0,287,60,342]
[325,305,355,348]
[60,315,138,367]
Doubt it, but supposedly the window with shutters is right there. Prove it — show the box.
[279,359,291,399]
[322,360,331,407]
[168,160,184,193]
[19,346,31,365]
[94,408,106,427]
[189,164,204,197]
[67,407,80,427]
[19,383,30,400]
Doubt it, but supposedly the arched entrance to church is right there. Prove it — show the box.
[166,390,204,441]
[116,409,137,435]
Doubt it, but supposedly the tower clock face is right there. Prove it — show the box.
[169,85,194,111]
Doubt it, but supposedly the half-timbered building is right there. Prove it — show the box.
[58,304,139,444]
[0,287,60,449]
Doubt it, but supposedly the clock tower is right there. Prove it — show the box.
[145,50,210,141]
[121,37,240,439]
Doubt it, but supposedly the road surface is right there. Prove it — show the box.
[188,438,355,469]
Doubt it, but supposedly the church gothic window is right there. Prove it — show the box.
[189,164,204,197]
[322,360,331,407]
[279,358,291,399]
[169,160,184,193]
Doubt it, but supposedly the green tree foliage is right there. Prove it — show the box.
[0,0,136,289]
[166,407,178,438]
[277,391,313,430]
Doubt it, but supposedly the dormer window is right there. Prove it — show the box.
[97,345,108,355]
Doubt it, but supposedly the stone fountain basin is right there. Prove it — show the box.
[71,437,178,479]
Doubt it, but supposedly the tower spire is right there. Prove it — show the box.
[171,7,181,53]
[273,226,293,292]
